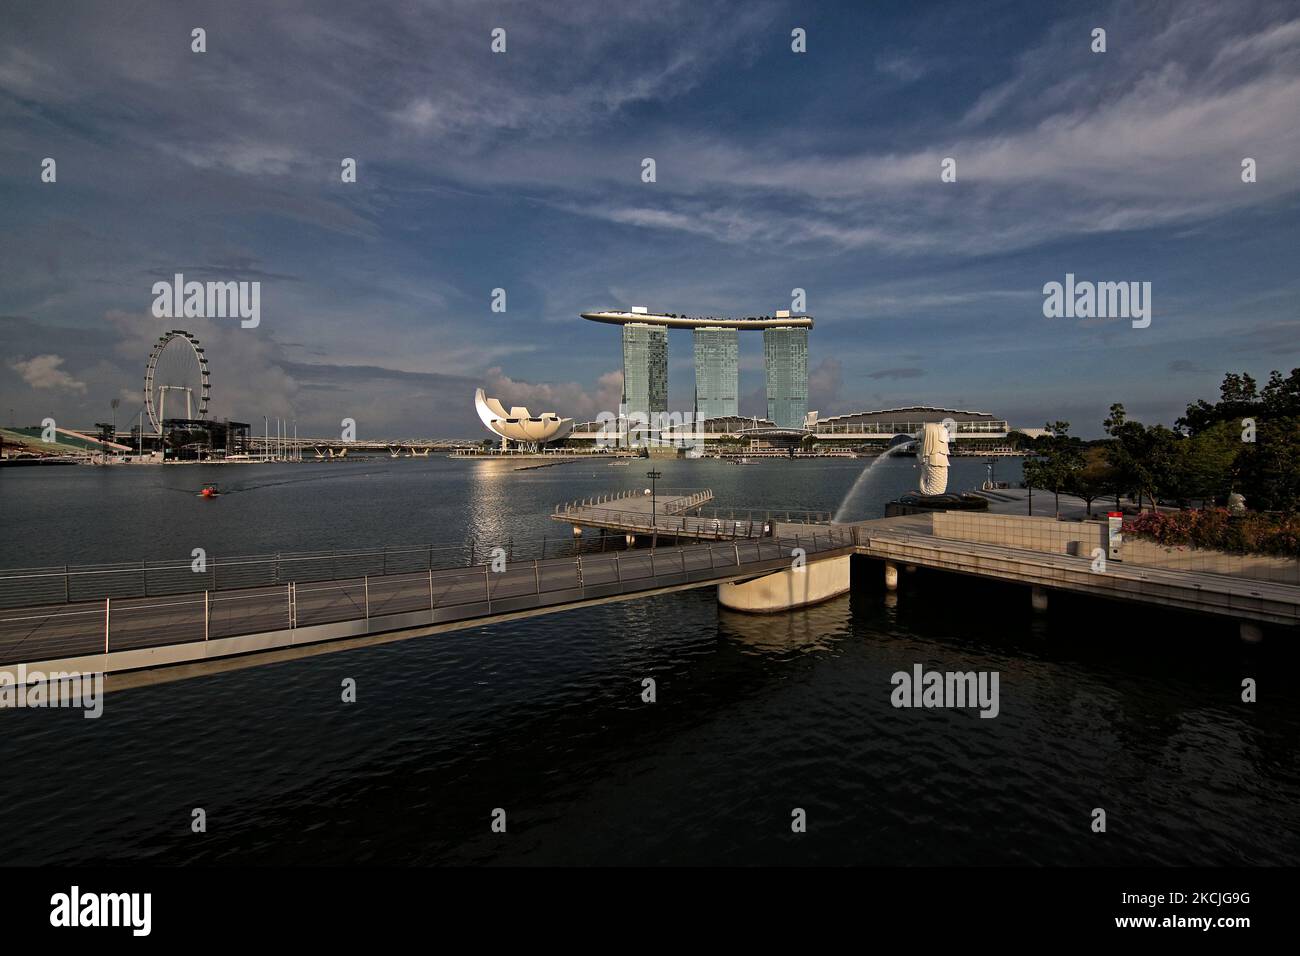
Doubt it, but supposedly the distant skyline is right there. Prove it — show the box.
[2,0,1299,438]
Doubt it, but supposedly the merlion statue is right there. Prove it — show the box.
[918,422,950,496]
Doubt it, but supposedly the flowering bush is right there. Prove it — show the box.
[1125,508,1300,557]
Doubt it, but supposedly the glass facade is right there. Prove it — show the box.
[763,326,809,429]
[621,322,668,421]
[692,327,738,422]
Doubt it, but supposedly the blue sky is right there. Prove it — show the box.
[1,0,1298,438]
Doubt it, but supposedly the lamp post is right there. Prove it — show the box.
[646,469,661,531]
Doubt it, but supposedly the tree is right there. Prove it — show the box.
[1101,404,1183,511]
[1022,422,1085,516]
[1166,421,1240,506]
[1046,422,1085,515]
[1180,371,1262,433]
[1070,445,1118,516]
[1238,418,1300,512]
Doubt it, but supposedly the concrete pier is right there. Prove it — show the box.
[1031,585,1049,612]
[884,561,899,591]
[717,555,851,613]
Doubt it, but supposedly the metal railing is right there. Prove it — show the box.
[554,489,830,537]
[0,517,724,610]
[0,529,860,665]
[553,488,712,514]
[694,506,832,525]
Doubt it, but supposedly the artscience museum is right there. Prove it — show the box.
[474,388,574,449]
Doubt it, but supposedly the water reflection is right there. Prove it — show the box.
[717,594,852,656]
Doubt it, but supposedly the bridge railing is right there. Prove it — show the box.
[0,512,841,610]
[555,489,831,534]
[694,506,832,525]
[553,488,713,515]
[0,530,860,665]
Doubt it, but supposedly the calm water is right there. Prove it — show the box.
[1,456,1297,866]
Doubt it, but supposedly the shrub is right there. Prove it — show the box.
[1124,508,1300,558]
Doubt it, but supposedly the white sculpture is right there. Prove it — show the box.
[918,422,950,496]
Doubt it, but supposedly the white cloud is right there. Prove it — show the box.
[9,354,86,392]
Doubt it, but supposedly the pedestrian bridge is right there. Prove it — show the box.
[0,528,855,686]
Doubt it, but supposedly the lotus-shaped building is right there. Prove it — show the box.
[474,388,574,448]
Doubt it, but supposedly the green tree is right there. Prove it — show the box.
[1102,404,1182,511]
[1166,421,1240,506]
[1023,422,1085,516]
[1238,418,1300,511]
[1070,445,1119,516]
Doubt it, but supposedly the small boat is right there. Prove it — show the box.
[199,483,221,498]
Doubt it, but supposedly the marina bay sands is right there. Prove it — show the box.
[580,308,813,429]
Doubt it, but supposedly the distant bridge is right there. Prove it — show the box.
[249,437,476,455]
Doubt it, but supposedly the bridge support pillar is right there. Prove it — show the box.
[718,555,851,613]
[1031,585,1049,612]
[884,561,899,591]
[625,534,636,547]
[1239,621,1263,643]
[572,525,582,537]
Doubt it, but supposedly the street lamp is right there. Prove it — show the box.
[646,469,662,531]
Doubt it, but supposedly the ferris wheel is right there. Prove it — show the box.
[144,330,210,433]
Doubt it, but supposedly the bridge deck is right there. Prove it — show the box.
[0,531,856,677]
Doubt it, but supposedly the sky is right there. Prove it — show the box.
[1,0,1298,439]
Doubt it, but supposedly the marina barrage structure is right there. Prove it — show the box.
[580,308,814,431]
